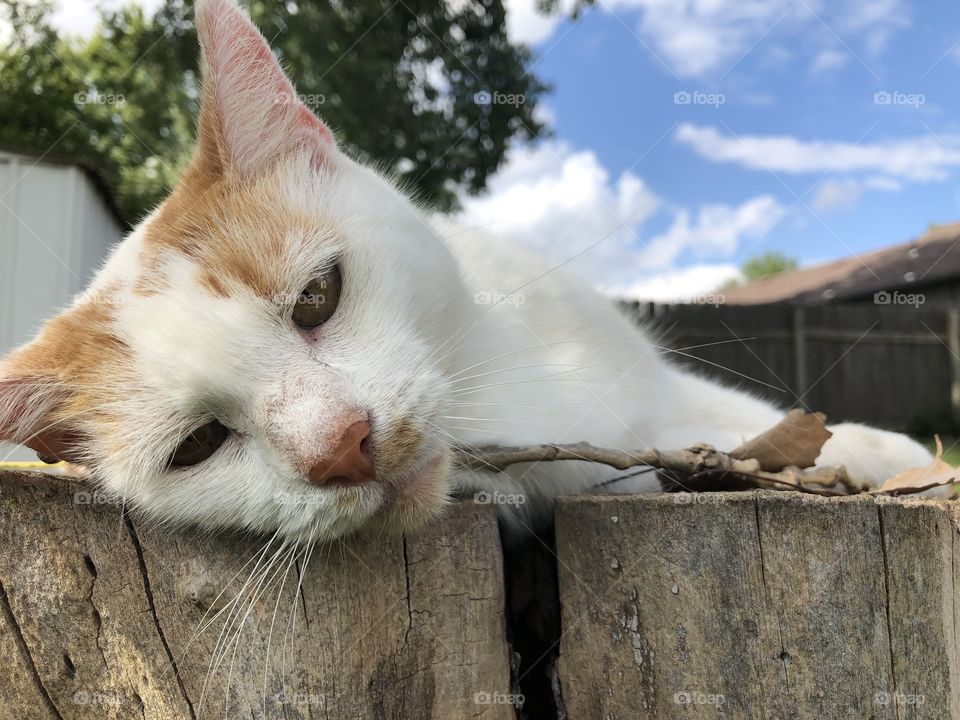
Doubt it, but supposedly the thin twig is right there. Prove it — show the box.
[452,441,858,496]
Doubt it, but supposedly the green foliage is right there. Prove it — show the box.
[718,251,799,291]
[0,0,548,224]
[741,251,799,281]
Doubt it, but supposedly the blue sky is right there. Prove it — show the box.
[54,0,960,299]
[458,0,960,298]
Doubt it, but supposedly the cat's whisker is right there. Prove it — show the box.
[449,362,586,385]
[443,425,506,435]
[261,531,309,714]
[279,528,318,686]
[451,375,667,396]
[449,400,596,407]
[441,414,600,434]
[177,530,282,664]
[199,536,293,713]
[652,345,785,393]
[220,539,300,716]
[444,338,651,379]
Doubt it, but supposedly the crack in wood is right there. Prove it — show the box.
[877,506,903,720]
[124,516,198,720]
[753,497,792,702]
[0,579,65,720]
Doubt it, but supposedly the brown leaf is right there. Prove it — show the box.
[870,436,959,495]
[728,409,832,472]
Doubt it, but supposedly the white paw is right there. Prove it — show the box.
[817,423,934,490]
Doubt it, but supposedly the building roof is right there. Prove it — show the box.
[720,222,960,304]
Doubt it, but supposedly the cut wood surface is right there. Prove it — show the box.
[0,471,514,720]
[4,470,960,720]
[555,491,960,720]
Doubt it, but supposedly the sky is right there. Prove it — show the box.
[50,0,960,300]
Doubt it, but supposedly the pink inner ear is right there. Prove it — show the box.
[196,0,335,175]
[22,428,82,464]
[0,376,82,463]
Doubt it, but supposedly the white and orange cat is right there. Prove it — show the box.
[0,0,932,542]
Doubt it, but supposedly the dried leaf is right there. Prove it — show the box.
[728,409,832,472]
[870,436,959,495]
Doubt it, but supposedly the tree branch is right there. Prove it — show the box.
[452,440,858,494]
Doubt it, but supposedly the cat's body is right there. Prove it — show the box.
[438,226,933,530]
[0,0,933,542]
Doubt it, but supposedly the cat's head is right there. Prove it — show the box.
[0,0,472,541]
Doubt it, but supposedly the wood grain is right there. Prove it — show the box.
[555,491,960,720]
[0,471,514,720]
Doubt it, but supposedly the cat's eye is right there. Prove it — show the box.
[292,265,342,329]
[170,420,230,467]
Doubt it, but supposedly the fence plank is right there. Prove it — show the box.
[555,492,960,720]
[627,301,954,430]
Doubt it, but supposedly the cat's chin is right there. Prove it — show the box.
[366,449,452,536]
[275,448,451,542]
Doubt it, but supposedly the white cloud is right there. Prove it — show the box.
[609,263,742,301]
[504,0,576,46]
[811,176,901,212]
[837,0,909,55]
[51,0,164,37]
[455,141,786,294]
[456,141,659,284]
[637,196,786,270]
[620,0,909,77]
[608,0,809,78]
[810,49,850,73]
[502,0,909,76]
[676,124,960,182]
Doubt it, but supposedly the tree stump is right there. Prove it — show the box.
[554,491,960,720]
[0,471,515,720]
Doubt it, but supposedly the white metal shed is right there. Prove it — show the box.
[0,149,126,461]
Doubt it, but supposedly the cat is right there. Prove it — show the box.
[0,0,934,543]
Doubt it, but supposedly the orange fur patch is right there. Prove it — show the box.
[4,290,131,449]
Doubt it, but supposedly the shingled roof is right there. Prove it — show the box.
[720,222,960,304]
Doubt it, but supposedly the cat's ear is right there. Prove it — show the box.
[192,0,335,178]
[0,370,82,463]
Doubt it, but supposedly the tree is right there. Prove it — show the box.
[741,251,799,281]
[719,251,798,290]
[0,0,548,224]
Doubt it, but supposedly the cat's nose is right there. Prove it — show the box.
[308,420,376,486]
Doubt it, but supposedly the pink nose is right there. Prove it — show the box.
[308,421,376,486]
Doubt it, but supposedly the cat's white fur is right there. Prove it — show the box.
[435,228,935,530]
[0,0,935,542]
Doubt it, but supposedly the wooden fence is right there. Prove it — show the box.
[620,301,960,433]
[3,471,960,719]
